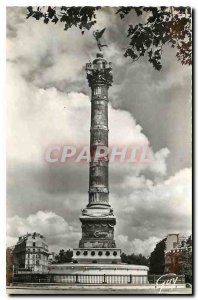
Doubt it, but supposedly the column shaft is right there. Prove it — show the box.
[88,85,109,207]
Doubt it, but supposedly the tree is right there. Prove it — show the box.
[149,238,166,274]
[55,249,73,263]
[26,6,192,70]
[186,234,192,247]
[6,247,15,285]
[178,235,192,283]
[121,252,149,266]
[178,249,192,283]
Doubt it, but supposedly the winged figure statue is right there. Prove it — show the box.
[93,28,108,51]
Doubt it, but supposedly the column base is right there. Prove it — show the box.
[73,248,121,264]
[79,213,116,249]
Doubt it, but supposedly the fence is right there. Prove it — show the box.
[12,273,185,285]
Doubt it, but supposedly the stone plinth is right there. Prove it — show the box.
[73,248,121,264]
[79,215,116,249]
[49,263,149,284]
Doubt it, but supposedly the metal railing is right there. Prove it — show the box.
[12,273,185,285]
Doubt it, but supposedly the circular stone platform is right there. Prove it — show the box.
[49,263,149,284]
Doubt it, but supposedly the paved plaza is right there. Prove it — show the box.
[7,285,192,295]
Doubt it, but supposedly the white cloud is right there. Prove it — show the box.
[7,211,69,237]
[148,147,170,175]
[6,8,170,177]
[109,106,148,146]
[117,235,160,256]
[112,168,192,248]
[7,58,169,179]
[120,175,153,190]
[7,211,80,252]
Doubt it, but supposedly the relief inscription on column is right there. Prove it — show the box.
[83,222,113,239]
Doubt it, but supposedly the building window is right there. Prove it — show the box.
[91,251,95,256]
[83,251,88,256]
[76,251,80,256]
[113,251,117,256]
[33,242,35,247]
[98,251,103,256]
[106,251,110,256]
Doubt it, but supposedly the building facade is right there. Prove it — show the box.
[14,232,49,273]
[48,252,56,264]
[165,233,179,252]
[164,234,192,274]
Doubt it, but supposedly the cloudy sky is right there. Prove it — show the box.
[6,7,192,256]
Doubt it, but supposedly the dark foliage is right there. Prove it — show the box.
[54,249,73,263]
[6,247,15,285]
[26,6,100,34]
[178,250,192,283]
[178,235,192,283]
[117,6,192,70]
[186,234,192,247]
[149,238,166,274]
[26,6,192,70]
[121,252,149,266]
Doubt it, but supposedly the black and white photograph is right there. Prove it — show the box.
[5,3,192,295]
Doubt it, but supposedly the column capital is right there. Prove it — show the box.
[86,54,113,87]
